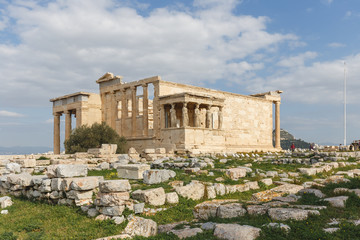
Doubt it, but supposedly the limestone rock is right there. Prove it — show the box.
[251,190,283,202]
[271,184,304,195]
[166,192,179,204]
[268,208,320,221]
[193,200,237,220]
[117,164,150,180]
[70,177,99,191]
[226,168,247,180]
[170,228,203,239]
[175,182,205,200]
[134,203,145,214]
[214,224,261,240]
[99,180,131,193]
[298,189,326,198]
[143,169,176,184]
[260,178,273,186]
[263,223,291,233]
[124,216,157,237]
[98,206,125,216]
[7,173,32,187]
[132,187,166,206]
[56,164,88,178]
[97,192,130,206]
[5,163,21,173]
[0,196,13,208]
[324,196,349,208]
[246,205,268,215]
[216,203,246,218]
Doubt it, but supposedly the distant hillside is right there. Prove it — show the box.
[273,129,311,150]
[0,146,53,155]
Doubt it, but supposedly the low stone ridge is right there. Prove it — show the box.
[268,208,320,221]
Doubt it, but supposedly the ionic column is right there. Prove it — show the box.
[131,86,137,136]
[218,106,223,130]
[206,105,212,129]
[275,101,281,149]
[110,90,117,130]
[65,110,72,141]
[194,103,200,127]
[160,104,165,129]
[53,113,61,155]
[153,82,160,137]
[170,103,177,128]
[182,102,188,127]
[142,84,149,136]
[121,88,127,136]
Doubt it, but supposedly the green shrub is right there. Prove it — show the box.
[64,122,126,154]
[36,156,50,160]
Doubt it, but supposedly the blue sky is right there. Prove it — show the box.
[0,0,360,149]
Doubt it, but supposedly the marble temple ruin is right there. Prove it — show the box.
[50,73,282,154]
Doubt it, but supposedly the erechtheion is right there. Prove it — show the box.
[50,73,282,154]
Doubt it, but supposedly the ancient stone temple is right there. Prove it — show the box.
[50,73,282,154]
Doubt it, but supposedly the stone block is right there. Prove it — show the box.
[70,177,99,191]
[56,164,88,178]
[99,180,131,193]
[98,205,125,216]
[16,159,36,168]
[324,196,349,208]
[143,169,176,184]
[96,192,130,206]
[175,182,205,200]
[0,196,13,208]
[51,178,63,191]
[144,148,155,154]
[268,208,320,221]
[226,168,247,180]
[132,187,166,206]
[216,203,247,218]
[166,192,179,204]
[66,190,93,200]
[7,173,32,187]
[124,216,157,237]
[155,148,166,154]
[214,224,261,240]
[5,163,21,173]
[117,164,150,180]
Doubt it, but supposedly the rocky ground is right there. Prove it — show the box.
[1,148,360,239]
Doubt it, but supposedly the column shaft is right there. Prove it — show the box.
[218,106,223,130]
[170,103,177,127]
[275,101,281,149]
[110,91,117,130]
[153,82,160,137]
[121,89,127,136]
[53,113,61,154]
[65,111,72,141]
[142,84,149,136]
[131,86,137,137]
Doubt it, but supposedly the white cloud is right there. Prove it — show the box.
[0,0,299,108]
[0,110,24,117]
[328,42,346,48]
[247,53,360,104]
[321,0,333,5]
[277,51,317,68]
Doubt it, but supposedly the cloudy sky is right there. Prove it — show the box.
[0,0,359,149]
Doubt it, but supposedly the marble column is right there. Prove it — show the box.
[65,110,72,141]
[110,90,117,130]
[131,86,137,137]
[275,101,281,149]
[153,82,160,138]
[206,105,212,129]
[194,103,200,127]
[142,84,149,136]
[218,106,223,130]
[121,89,127,136]
[170,103,177,128]
[53,113,61,154]
[182,102,188,127]
[160,104,165,129]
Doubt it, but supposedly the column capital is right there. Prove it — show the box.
[130,85,137,90]
[54,112,62,117]
[142,83,148,88]
[195,103,199,109]
[206,105,211,110]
